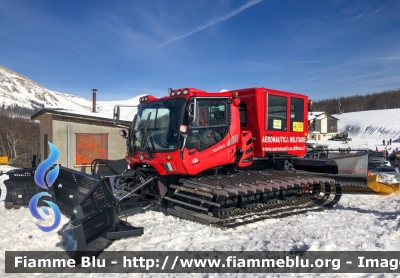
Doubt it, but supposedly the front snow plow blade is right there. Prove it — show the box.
[3,166,144,257]
[3,168,47,209]
[367,174,400,194]
[67,171,144,256]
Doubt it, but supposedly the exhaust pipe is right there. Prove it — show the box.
[92,89,97,113]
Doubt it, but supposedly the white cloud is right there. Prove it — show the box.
[157,0,264,47]
[289,61,323,64]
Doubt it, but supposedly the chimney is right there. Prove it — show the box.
[92,89,97,113]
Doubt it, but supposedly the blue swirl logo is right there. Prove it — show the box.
[34,142,60,189]
[29,142,61,232]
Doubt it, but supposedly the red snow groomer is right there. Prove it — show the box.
[5,87,345,256]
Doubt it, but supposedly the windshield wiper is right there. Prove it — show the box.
[128,115,138,155]
[141,113,154,159]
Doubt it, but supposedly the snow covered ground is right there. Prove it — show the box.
[1,109,400,277]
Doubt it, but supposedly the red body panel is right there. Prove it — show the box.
[235,88,308,157]
[127,149,187,175]
[126,87,308,176]
[181,98,241,175]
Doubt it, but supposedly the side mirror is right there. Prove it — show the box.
[188,99,197,124]
[308,99,313,112]
[188,102,194,117]
[113,106,121,126]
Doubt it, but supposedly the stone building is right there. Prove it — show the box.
[31,109,130,175]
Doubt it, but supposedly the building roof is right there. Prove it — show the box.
[308,112,325,121]
[31,108,114,122]
[30,108,132,127]
[308,112,339,121]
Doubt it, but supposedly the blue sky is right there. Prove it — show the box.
[1,0,400,101]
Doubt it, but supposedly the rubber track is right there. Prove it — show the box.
[215,184,342,228]
[319,174,374,194]
[218,199,325,229]
[165,170,342,228]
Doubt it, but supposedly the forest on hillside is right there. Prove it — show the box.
[313,89,400,115]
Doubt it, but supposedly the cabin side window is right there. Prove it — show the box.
[239,101,246,127]
[266,95,287,131]
[290,97,304,132]
[187,98,229,152]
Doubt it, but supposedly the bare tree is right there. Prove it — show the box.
[0,114,39,167]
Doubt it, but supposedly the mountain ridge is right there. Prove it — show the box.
[0,65,142,117]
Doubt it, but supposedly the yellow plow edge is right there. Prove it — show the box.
[367,175,400,194]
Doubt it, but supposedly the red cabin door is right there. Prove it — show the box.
[182,98,235,174]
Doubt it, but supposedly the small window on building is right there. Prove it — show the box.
[76,133,108,165]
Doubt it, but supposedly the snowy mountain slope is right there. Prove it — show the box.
[4,63,400,136]
[0,65,142,117]
[334,109,400,147]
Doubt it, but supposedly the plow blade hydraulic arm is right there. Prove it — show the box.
[3,166,144,258]
[69,171,144,256]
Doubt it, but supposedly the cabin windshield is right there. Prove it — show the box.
[129,98,187,152]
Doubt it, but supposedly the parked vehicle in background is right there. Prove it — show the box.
[329,131,352,141]
[371,166,400,176]
[368,157,391,167]
[368,151,389,170]
[368,161,390,170]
